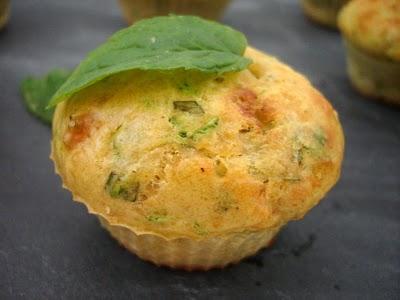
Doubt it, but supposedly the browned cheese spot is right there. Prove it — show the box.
[63,113,100,149]
[231,88,277,127]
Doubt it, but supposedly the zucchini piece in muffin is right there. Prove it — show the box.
[50,16,344,270]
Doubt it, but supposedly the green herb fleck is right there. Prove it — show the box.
[215,193,237,213]
[248,164,268,182]
[173,101,204,114]
[215,159,227,177]
[168,116,179,126]
[177,80,197,94]
[170,115,219,141]
[147,214,169,223]
[314,129,327,146]
[111,125,123,156]
[283,177,301,182]
[105,172,122,197]
[293,145,310,166]
[191,117,219,140]
[178,81,191,91]
[105,172,140,202]
[294,148,304,165]
[178,131,188,138]
[20,69,71,124]
[48,15,251,107]
[293,128,327,165]
[193,222,208,236]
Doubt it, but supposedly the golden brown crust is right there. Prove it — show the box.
[338,0,400,61]
[51,47,344,240]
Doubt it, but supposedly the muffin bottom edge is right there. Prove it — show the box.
[99,216,280,271]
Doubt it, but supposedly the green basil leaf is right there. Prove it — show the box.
[48,15,251,107]
[21,69,71,125]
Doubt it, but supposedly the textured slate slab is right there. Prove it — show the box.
[0,0,399,299]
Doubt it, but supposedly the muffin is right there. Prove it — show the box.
[338,0,400,105]
[51,49,344,270]
[51,17,344,271]
[0,0,10,30]
[118,0,231,24]
[301,0,350,28]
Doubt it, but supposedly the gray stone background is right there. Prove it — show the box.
[0,0,399,299]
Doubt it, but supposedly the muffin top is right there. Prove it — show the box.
[52,47,344,240]
[338,0,400,61]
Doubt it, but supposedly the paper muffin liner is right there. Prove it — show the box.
[0,0,10,30]
[99,216,280,271]
[118,0,231,24]
[344,40,400,106]
[301,0,349,28]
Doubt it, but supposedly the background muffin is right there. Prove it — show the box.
[0,0,10,29]
[118,0,231,24]
[51,47,344,270]
[301,0,350,28]
[338,0,400,105]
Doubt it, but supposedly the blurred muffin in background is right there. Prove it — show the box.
[0,0,10,29]
[338,0,400,105]
[118,0,231,24]
[301,0,350,28]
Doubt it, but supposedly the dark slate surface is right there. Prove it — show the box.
[0,0,399,299]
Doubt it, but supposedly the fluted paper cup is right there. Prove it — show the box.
[99,216,280,271]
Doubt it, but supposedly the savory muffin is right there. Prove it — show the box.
[51,46,344,270]
[301,0,350,28]
[118,0,231,24]
[0,0,9,30]
[338,0,400,105]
